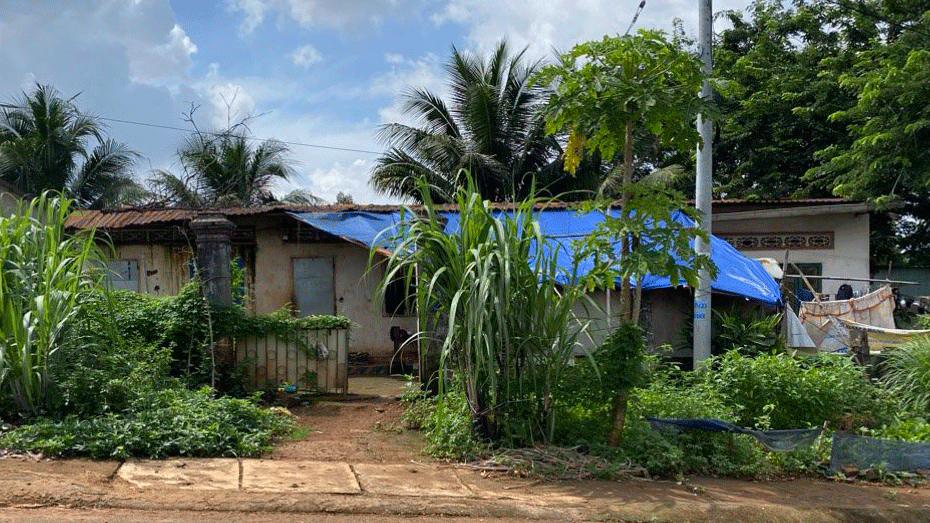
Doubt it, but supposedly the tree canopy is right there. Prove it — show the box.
[713,0,930,267]
[370,41,597,203]
[0,84,142,209]
[150,125,297,208]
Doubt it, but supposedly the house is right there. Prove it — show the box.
[69,203,784,370]
[711,199,871,301]
[67,205,418,371]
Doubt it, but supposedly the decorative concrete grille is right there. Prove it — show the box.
[718,232,834,251]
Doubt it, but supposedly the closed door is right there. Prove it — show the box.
[293,257,335,316]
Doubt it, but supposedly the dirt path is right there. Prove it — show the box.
[270,390,420,463]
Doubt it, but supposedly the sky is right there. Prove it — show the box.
[0,0,750,204]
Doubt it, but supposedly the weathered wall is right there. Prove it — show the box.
[579,287,774,361]
[575,287,700,354]
[714,212,870,297]
[251,225,417,360]
[641,288,692,353]
[0,191,20,216]
[113,244,193,295]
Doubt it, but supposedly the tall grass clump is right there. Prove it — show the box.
[0,192,105,417]
[376,174,596,447]
[880,335,930,414]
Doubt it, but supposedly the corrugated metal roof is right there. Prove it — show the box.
[67,209,196,229]
[66,198,865,230]
[65,203,404,230]
[712,198,852,205]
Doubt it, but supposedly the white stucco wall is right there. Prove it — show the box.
[713,210,870,297]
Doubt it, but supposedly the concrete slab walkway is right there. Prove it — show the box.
[4,455,930,522]
[118,459,471,498]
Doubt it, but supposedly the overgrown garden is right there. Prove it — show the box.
[0,193,349,459]
[379,27,930,481]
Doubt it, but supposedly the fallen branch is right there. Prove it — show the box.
[461,446,637,480]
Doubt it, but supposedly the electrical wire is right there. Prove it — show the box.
[97,116,382,155]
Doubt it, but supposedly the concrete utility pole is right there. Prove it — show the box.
[693,0,714,365]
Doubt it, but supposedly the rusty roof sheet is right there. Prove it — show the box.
[66,198,864,230]
[65,203,405,230]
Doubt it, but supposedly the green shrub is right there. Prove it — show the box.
[634,366,737,420]
[708,351,884,429]
[713,306,784,356]
[617,366,769,477]
[868,417,930,442]
[49,340,172,418]
[399,380,433,430]
[0,387,294,459]
[879,335,930,414]
[552,324,653,446]
[420,389,485,460]
[73,283,351,393]
[76,284,215,386]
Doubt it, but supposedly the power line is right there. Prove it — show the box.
[97,116,382,155]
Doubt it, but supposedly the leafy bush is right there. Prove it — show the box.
[420,389,486,459]
[713,306,784,356]
[50,339,172,418]
[0,387,294,459]
[79,284,215,386]
[619,367,770,477]
[879,335,930,414]
[553,324,652,445]
[708,351,884,429]
[72,283,351,392]
[867,417,930,442]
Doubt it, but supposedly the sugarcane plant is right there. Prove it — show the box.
[374,174,598,445]
[0,192,105,417]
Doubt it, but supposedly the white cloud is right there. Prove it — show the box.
[384,53,405,65]
[127,24,197,88]
[290,44,323,68]
[226,0,268,35]
[369,53,445,126]
[432,0,750,60]
[195,64,258,129]
[301,159,379,204]
[243,112,389,203]
[227,0,406,33]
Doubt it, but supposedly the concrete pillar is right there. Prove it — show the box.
[190,213,235,306]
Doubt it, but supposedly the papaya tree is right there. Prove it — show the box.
[537,30,717,445]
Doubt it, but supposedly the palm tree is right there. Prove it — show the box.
[150,130,298,208]
[371,42,576,203]
[0,84,142,209]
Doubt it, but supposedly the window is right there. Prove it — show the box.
[107,259,139,291]
[783,262,822,309]
[384,273,415,317]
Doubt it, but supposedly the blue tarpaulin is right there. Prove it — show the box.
[287,211,403,252]
[287,208,780,305]
[647,417,822,453]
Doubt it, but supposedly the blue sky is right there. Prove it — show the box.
[0,0,748,204]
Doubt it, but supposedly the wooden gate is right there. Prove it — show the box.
[235,328,348,393]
